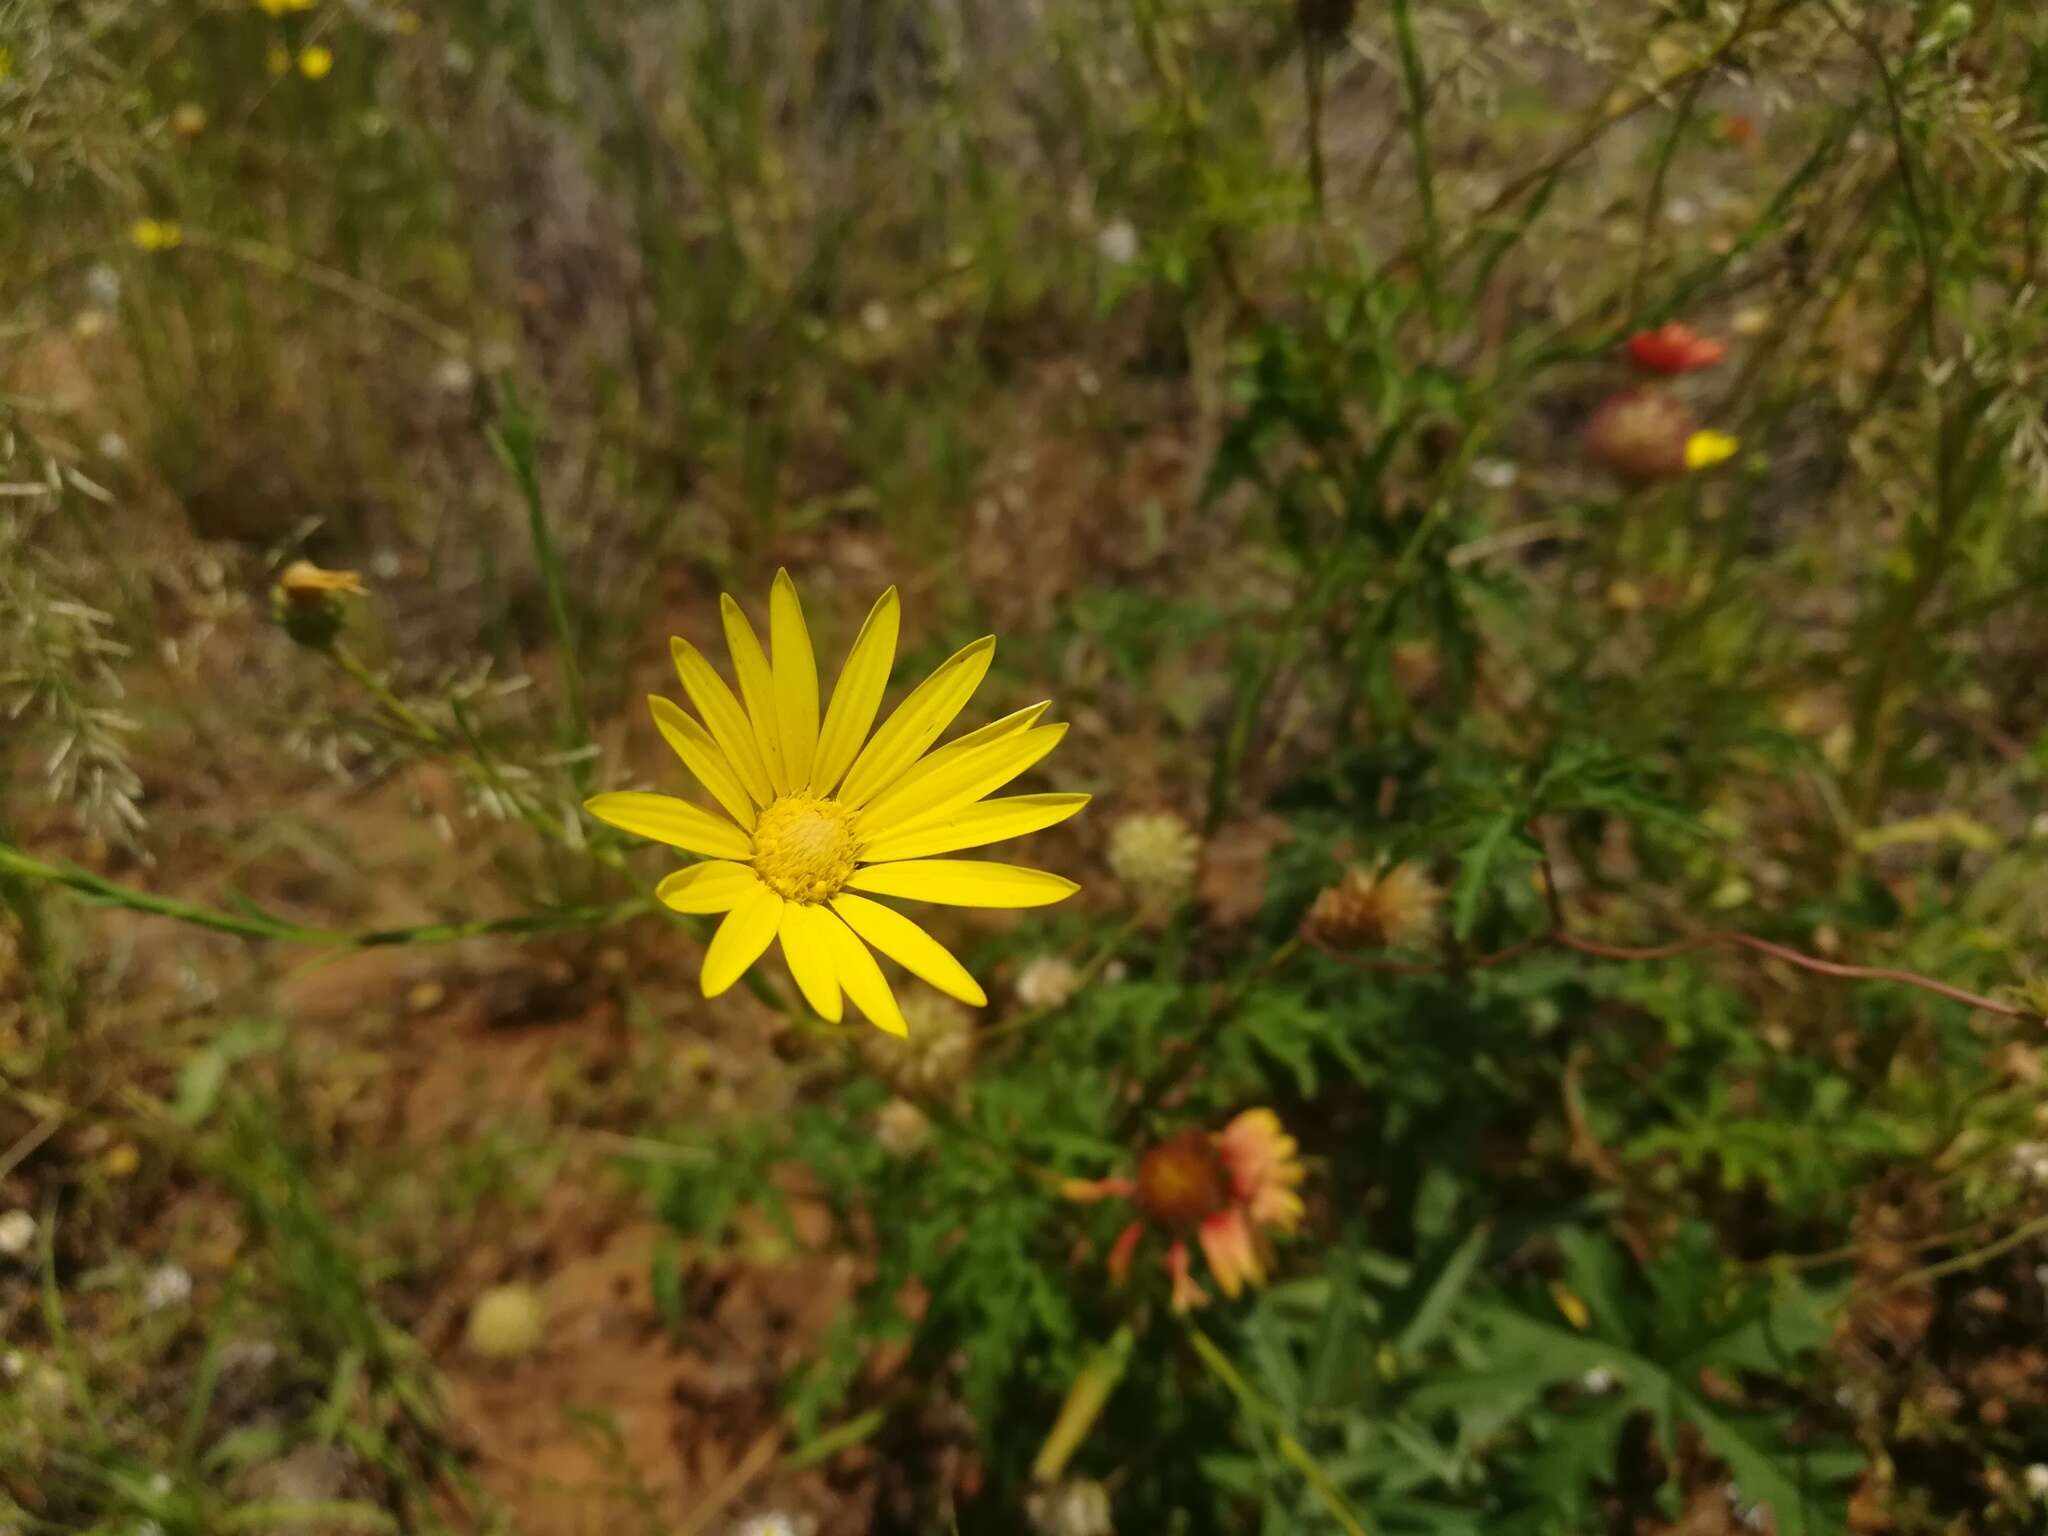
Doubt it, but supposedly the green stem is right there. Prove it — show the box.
[1387,0,1440,331]
[486,397,594,793]
[1186,1325,1371,1536]
[0,838,652,949]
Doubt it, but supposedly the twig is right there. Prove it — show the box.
[1304,824,2026,1022]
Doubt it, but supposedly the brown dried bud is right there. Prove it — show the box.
[1306,861,1442,950]
[1583,388,1696,482]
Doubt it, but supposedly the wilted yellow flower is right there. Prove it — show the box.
[1683,430,1739,471]
[1107,811,1200,906]
[272,561,365,649]
[586,572,1085,1034]
[102,1143,141,1179]
[277,560,366,600]
[169,103,208,138]
[130,219,184,252]
[297,45,333,79]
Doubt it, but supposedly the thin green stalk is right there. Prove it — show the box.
[0,838,652,949]
[486,397,594,794]
[1185,1325,1370,1536]
[1387,0,1440,330]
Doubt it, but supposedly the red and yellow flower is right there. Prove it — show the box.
[1065,1109,1306,1311]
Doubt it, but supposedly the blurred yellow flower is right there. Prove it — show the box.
[298,45,333,79]
[0,46,13,81]
[1684,430,1739,471]
[586,571,1085,1034]
[255,0,315,14]
[130,219,183,252]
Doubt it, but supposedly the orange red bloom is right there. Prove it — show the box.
[1626,322,1727,376]
[1064,1108,1305,1310]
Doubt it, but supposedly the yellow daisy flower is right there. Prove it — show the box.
[588,572,1086,1035]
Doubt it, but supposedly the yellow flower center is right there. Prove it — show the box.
[751,795,859,904]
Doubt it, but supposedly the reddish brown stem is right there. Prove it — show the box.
[1304,831,2026,1021]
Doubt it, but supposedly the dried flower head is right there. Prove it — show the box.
[1107,811,1201,907]
[1626,322,1728,375]
[874,1097,932,1158]
[863,991,976,1093]
[1066,1108,1305,1311]
[1026,1478,1114,1536]
[466,1283,545,1358]
[1584,388,1695,481]
[141,1263,193,1311]
[1015,954,1082,1010]
[1306,861,1442,950]
[0,1210,35,1258]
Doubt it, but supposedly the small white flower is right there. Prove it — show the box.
[2011,1142,2048,1186]
[96,431,128,461]
[731,1515,805,1536]
[1470,457,1519,489]
[1580,1366,1616,1395]
[1096,218,1139,266]
[146,1472,172,1496]
[859,300,891,335]
[140,1263,192,1311]
[1,1350,24,1379]
[431,355,475,395]
[2025,1463,2048,1499]
[0,1210,35,1258]
[84,263,123,307]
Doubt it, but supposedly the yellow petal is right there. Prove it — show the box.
[837,636,996,808]
[778,900,843,1022]
[816,907,907,1036]
[830,893,987,1006]
[648,696,756,830]
[859,793,1090,863]
[721,594,789,796]
[701,883,783,997]
[769,569,820,790]
[843,704,1048,835]
[671,638,774,807]
[656,861,764,914]
[847,859,1079,908]
[584,792,753,861]
[810,587,900,795]
[856,722,1068,840]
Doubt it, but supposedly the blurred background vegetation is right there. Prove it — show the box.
[5,0,2048,1531]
